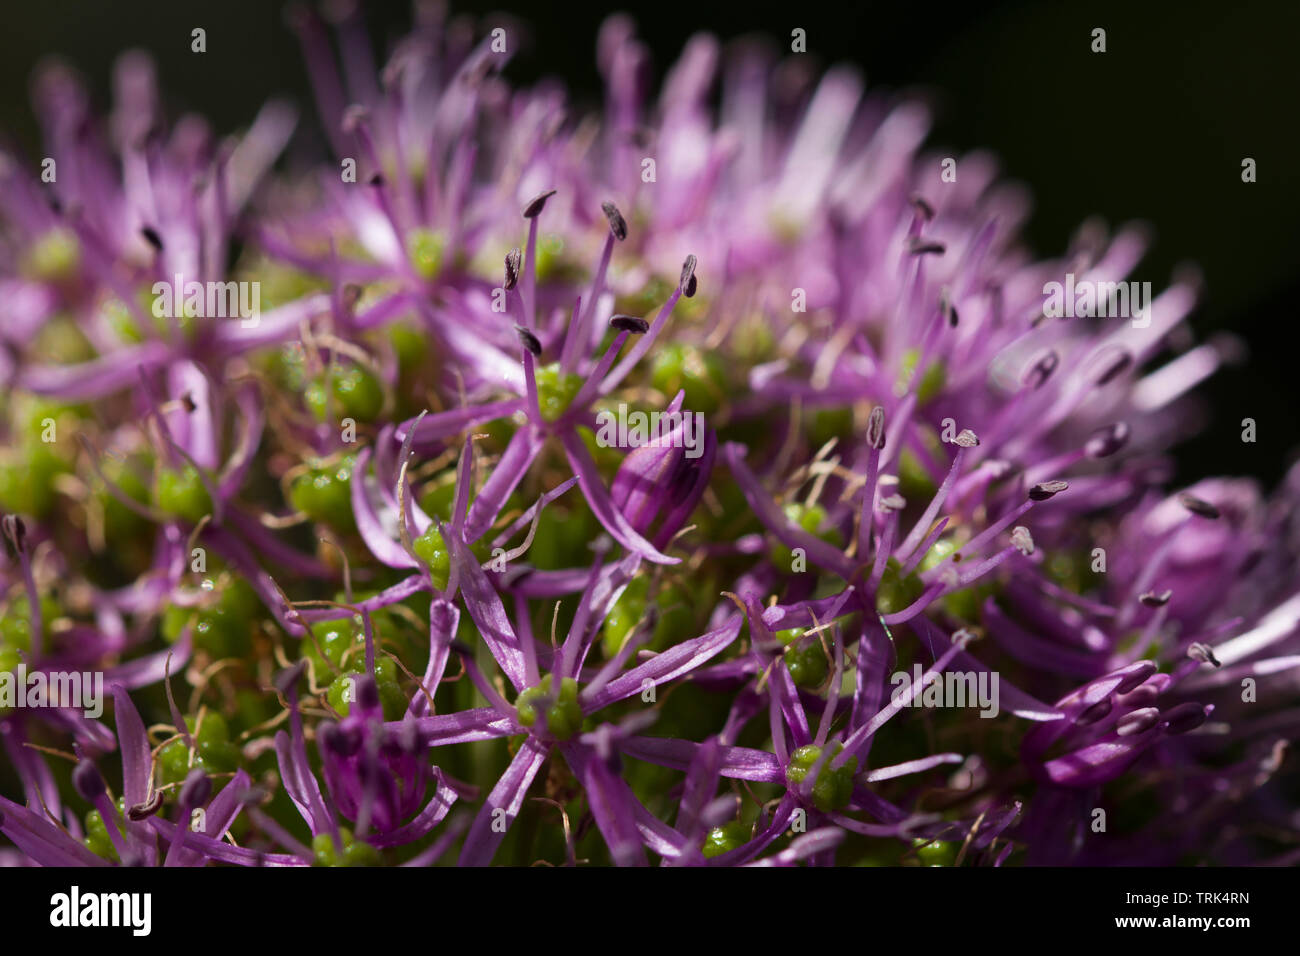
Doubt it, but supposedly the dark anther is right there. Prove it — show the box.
[1029,480,1069,501]
[140,226,164,251]
[2,515,27,555]
[126,791,166,821]
[1024,351,1059,389]
[523,189,557,219]
[601,200,628,241]
[907,237,946,256]
[679,254,698,297]
[1085,422,1130,459]
[940,288,958,327]
[1179,493,1221,520]
[504,248,521,290]
[609,314,649,334]
[1094,347,1133,386]
[514,325,542,356]
[1139,590,1172,608]
[867,406,886,450]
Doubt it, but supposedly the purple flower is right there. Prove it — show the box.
[2,9,1296,869]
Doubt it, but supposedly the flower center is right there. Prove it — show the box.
[786,743,858,812]
[154,463,213,524]
[312,826,381,867]
[534,363,584,423]
[514,674,582,741]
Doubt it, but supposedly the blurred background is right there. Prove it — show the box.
[3,0,1296,489]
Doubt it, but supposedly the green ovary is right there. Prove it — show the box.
[312,827,381,867]
[896,347,947,405]
[306,364,384,423]
[534,363,584,422]
[412,525,451,591]
[782,631,831,689]
[914,837,958,866]
[407,228,447,280]
[84,800,127,862]
[154,464,213,524]
[702,820,750,858]
[289,454,357,529]
[515,674,582,741]
[158,712,241,786]
[786,743,858,812]
[0,594,60,653]
[875,558,926,615]
[326,658,406,721]
[601,576,694,658]
[651,343,726,415]
[25,228,80,281]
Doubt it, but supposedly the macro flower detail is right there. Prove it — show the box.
[1,4,1296,872]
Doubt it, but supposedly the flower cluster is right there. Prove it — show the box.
[1,3,1296,867]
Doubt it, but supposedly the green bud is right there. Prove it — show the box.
[650,343,726,415]
[702,820,750,858]
[407,229,447,280]
[312,827,382,867]
[289,454,357,529]
[327,658,406,721]
[786,743,858,812]
[897,347,947,405]
[306,364,384,422]
[875,558,926,615]
[913,837,959,866]
[534,363,584,423]
[785,636,830,689]
[154,464,213,524]
[0,594,60,652]
[83,802,127,862]
[26,228,80,281]
[515,674,582,741]
[412,526,451,591]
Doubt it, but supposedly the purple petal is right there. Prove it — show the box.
[458,738,551,865]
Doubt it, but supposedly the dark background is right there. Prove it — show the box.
[3,0,1296,489]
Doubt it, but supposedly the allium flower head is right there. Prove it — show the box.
[1,5,1296,870]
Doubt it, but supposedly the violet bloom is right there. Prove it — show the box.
[1,683,255,867]
[407,549,742,865]
[268,661,463,866]
[3,9,1297,868]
